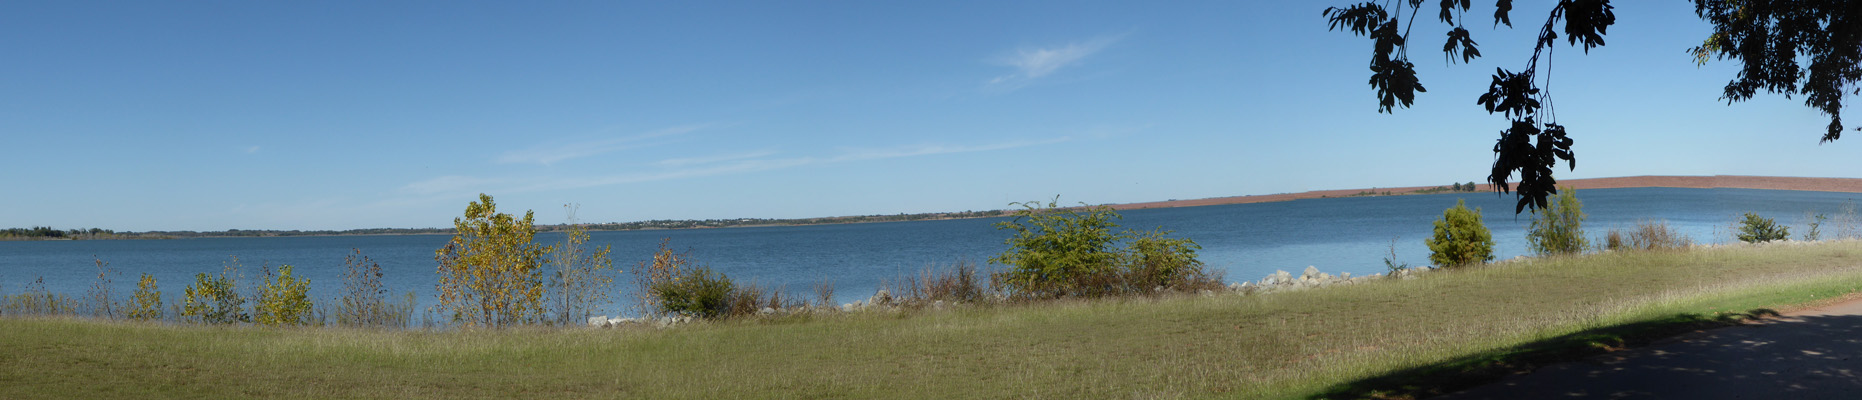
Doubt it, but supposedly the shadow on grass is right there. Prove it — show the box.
[1309,309,1782,400]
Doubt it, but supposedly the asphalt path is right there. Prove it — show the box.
[1438,299,1862,399]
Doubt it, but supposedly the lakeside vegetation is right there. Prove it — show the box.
[11,191,1862,397]
[8,240,1862,398]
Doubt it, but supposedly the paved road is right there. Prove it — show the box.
[1439,301,1862,399]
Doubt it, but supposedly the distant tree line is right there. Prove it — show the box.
[0,227,118,240]
[1,210,1012,240]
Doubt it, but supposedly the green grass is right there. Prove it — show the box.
[9,241,1862,399]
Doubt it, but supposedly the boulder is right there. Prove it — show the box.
[868,290,892,307]
[1301,266,1322,280]
[588,315,610,327]
[758,307,776,316]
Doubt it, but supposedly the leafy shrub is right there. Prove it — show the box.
[1526,189,1588,255]
[633,239,741,319]
[1425,199,1494,268]
[1604,229,1625,251]
[182,260,248,325]
[992,200,1126,298]
[652,266,734,319]
[255,265,313,326]
[1124,230,1222,292]
[990,198,1218,299]
[1735,212,1790,243]
[126,273,164,322]
[435,194,552,327]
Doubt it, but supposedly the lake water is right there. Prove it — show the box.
[3,187,1858,318]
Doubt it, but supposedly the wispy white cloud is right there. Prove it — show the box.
[988,34,1126,89]
[828,139,1071,162]
[244,145,261,154]
[496,123,714,165]
[655,149,780,168]
[478,137,1072,193]
[401,175,507,195]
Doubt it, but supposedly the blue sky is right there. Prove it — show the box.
[2,1,1855,231]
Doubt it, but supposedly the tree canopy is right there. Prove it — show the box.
[1324,0,1860,213]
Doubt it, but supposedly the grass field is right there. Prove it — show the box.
[7,241,1862,399]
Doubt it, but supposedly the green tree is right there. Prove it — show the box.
[435,194,553,327]
[1324,1,1860,213]
[1426,199,1495,268]
[255,265,313,326]
[1736,212,1791,243]
[1526,188,1588,255]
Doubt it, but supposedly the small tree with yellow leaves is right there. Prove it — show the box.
[126,273,163,322]
[435,194,552,327]
[255,264,313,326]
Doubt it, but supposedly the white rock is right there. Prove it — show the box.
[758,307,775,316]
[588,315,610,327]
[868,290,892,307]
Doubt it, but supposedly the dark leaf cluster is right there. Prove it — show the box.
[1325,0,1614,214]
[1692,0,1862,142]
[1489,118,1575,214]
[1477,68,1541,118]
[1560,0,1616,52]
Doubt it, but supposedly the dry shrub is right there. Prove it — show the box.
[721,281,802,318]
[3,277,75,316]
[1837,201,1862,240]
[335,249,411,328]
[86,258,117,319]
[1622,220,1692,251]
[813,281,834,309]
[892,261,990,306]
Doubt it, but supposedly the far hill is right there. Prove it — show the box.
[11,175,1862,239]
[1108,175,1862,211]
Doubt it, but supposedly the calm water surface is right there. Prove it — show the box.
[3,187,1857,316]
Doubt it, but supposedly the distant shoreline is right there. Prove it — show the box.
[12,175,1862,240]
[1106,175,1862,211]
